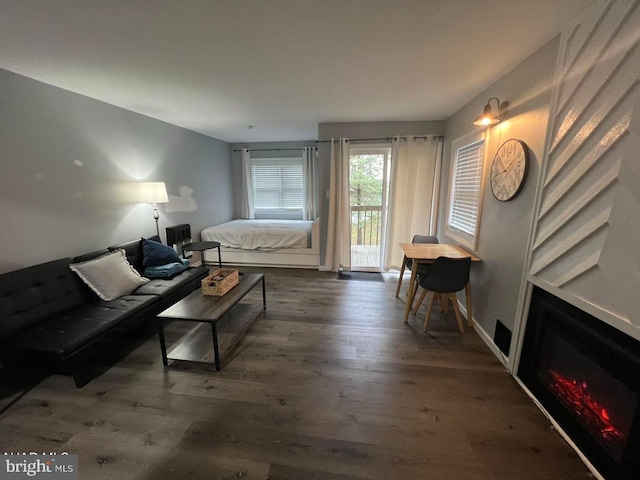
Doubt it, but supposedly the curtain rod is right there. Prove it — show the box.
[232,147,313,152]
[233,135,444,152]
[316,135,443,143]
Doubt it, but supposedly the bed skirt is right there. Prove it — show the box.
[203,218,320,269]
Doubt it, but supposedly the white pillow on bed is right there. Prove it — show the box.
[70,249,149,301]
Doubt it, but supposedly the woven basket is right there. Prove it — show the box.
[201,269,239,296]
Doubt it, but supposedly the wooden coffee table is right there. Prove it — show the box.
[156,273,265,370]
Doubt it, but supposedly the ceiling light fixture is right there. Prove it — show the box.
[473,97,501,126]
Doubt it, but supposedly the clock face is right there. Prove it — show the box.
[490,139,529,201]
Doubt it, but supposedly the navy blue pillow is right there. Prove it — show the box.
[142,238,182,267]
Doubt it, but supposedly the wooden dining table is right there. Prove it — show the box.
[397,243,481,324]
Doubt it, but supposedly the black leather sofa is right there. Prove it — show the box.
[0,236,208,387]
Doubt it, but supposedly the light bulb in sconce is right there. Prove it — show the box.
[473,97,501,126]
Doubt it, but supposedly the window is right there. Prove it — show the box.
[251,157,304,219]
[446,132,486,250]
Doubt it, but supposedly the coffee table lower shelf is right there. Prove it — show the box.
[165,304,263,368]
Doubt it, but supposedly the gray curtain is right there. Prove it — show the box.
[302,147,318,220]
[240,148,255,219]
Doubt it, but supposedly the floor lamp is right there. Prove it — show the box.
[138,182,169,237]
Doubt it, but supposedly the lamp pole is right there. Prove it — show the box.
[152,203,161,237]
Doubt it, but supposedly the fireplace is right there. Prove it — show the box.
[518,287,640,480]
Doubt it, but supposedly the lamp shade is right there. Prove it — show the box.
[473,97,501,126]
[137,182,168,204]
[473,111,500,126]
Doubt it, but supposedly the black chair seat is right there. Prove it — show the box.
[414,256,471,333]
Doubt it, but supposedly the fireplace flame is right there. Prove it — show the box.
[548,371,625,443]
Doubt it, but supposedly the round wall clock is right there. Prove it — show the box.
[490,139,529,201]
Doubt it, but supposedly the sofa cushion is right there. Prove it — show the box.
[134,266,208,307]
[142,238,182,267]
[70,250,149,301]
[7,294,159,358]
[0,258,93,342]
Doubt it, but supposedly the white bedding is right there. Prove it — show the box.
[201,219,312,251]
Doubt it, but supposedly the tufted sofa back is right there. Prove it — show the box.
[0,258,93,341]
[108,235,161,275]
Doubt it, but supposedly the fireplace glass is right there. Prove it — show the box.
[519,286,640,480]
[536,327,637,461]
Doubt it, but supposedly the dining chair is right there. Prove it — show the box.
[401,234,439,300]
[412,256,472,333]
[406,235,439,271]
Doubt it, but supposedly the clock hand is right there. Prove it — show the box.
[494,165,510,177]
[494,157,507,173]
[505,156,522,174]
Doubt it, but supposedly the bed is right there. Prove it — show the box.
[200,218,320,268]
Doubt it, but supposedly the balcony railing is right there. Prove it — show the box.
[351,205,382,246]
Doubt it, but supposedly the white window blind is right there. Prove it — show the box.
[251,158,304,214]
[448,139,484,240]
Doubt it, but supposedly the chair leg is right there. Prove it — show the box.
[423,292,437,333]
[465,283,473,327]
[449,293,465,333]
[405,273,415,298]
[438,294,447,313]
[408,280,420,308]
[413,288,428,314]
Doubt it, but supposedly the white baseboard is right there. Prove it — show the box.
[458,302,510,372]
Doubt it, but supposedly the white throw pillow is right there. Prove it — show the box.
[70,249,149,301]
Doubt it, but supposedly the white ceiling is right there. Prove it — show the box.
[1,0,594,143]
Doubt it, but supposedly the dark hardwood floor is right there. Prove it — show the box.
[0,268,591,479]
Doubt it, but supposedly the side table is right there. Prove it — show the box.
[182,241,222,268]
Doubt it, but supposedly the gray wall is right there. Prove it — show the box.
[0,68,233,273]
[439,37,561,352]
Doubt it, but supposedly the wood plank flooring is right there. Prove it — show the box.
[0,268,591,479]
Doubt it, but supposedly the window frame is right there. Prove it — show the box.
[250,156,305,220]
[444,131,487,251]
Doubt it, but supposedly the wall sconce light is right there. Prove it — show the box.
[473,97,501,126]
[137,182,169,237]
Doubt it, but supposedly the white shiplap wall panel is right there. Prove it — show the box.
[529,0,640,335]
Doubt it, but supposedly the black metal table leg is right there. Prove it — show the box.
[217,245,222,268]
[262,275,266,311]
[157,320,169,366]
[211,323,221,371]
